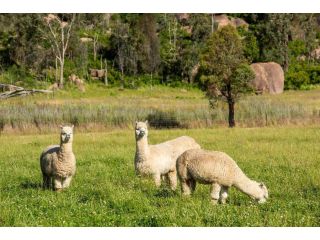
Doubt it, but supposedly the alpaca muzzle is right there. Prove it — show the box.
[136,128,146,137]
[62,134,71,142]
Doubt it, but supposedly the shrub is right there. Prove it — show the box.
[288,40,307,58]
[285,69,310,90]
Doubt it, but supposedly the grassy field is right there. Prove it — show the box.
[1,127,320,226]
[1,84,320,133]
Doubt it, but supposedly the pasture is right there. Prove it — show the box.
[1,85,320,134]
[1,127,320,226]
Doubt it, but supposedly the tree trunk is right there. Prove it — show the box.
[59,58,64,89]
[93,36,97,61]
[55,57,58,83]
[104,59,108,86]
[228,100,235,128]
[211,14,214,34]
[283,32,289,72]
[120,67,124,89]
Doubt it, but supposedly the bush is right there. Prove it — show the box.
[285,62,320,90]
[288,40,307,58]
[306,64,320,85]
[285,69,310,90]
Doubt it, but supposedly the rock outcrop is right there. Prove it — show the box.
[213,14,249,30]
[250,62,284,94]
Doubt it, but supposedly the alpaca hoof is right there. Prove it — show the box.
[182,192,191,197]
[55,188,63,192]
[258,198,267,204]
[211,199,219,205]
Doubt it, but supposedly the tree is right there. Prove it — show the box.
[0,14,47,76]
[250,14,292,72]
[42,14,76,88]
[200,26,255,127]
[110,18,130,88]
[158,14,180,83]
[138,14,160,83]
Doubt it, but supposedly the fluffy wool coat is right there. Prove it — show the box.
[176,149,268,204]
[40,125,76,190]
[134,121,200,190]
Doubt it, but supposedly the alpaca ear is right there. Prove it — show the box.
[59,125,63,129]
[71,124,74,129]
[145,120,148,125]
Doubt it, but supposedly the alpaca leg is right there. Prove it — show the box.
[167,170,177,191]
[189,178,197,193]
[153,173,161,188]
[63,176,73,188]
[210,183,221,205]
[53,177,63,191]
[161,174,167,182]
[181,179,192,196]
[42,175,51,189]
[219,186,229,204]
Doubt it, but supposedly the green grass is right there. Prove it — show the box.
[1,127,320,226]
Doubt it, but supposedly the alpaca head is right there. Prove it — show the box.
[257,182,268,204]
[60,125,74,143]
[135,121,148,140]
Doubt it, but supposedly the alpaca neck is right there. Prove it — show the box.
[234,173,263,200]
[59,142,73,154]
[135,136,149,162]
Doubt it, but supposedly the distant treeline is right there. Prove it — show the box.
[0,13,320,90]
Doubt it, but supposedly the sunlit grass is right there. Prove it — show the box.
[0,127,320,226]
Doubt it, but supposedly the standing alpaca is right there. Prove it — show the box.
[134,121,200,190]
[177,149,268,204]
[40,125,76,191]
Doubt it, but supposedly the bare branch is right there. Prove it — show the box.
[0,84,52,99]
[64,14,76,53]
[46,18,62,58]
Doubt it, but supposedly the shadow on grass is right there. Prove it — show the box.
[302,185,320,198]
[154,188,178,198]
[20,180,42,189]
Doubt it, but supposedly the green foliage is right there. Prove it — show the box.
[201,26,244,80]
[1,13,320,90]
[200,26,254,102]
[307,65,320,85]
[238,27,259,63]
[285,69,310,90]
[288,40,307,58]
[285,62,320,90]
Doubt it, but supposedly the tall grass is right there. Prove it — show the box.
[1,86,320,133]
[0,100,315,133]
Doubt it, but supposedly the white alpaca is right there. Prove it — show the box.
[134,121,201,190]
[40,125,76,191]
[177,149,268,204]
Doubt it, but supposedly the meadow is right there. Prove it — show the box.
[1,127,320,226]
[1,84,320,134]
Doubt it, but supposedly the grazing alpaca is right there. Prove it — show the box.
[40,125,76,191]
[134,121,200,190]
[177,149,268,204]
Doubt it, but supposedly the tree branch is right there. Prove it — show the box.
[0,84,53,99]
